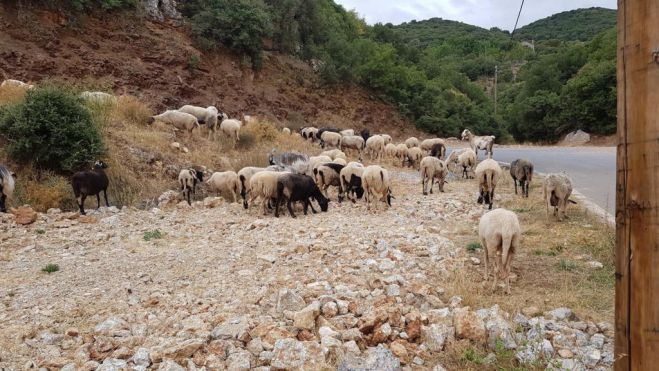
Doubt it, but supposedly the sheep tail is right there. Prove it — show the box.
[486,171,494,192]
[380,170,384,182]
[501,232,513,274]
[320,170,326,187]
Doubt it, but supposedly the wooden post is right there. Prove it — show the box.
[615,0,659,369]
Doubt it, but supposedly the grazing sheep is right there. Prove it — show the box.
[359,128,371,142]
[510,159,534,198]
[340,129,355,136]
[420,156,448,195]
[1,79,33,89]
[365,135,385,160]
[316,128,341,141]
[362,165,393,211]
[275,173,329,218]
[395,143,408,162]
[339,165,365,203]
[405,147,424,169]
[475,159,503,210]
[248,171,284,215]
[269,151,308,166]
[429,142,446,159]
[79,91,117,104]
[313,163,345,201]
[405,137,420,148]
[238,165,287,207]
[333,158,347,166]
[320,131,342,149]
[479,208,521,294]
[220,118,242,148]
[0,165,16,213]
[179,105,224,140]
[282,127,291,135]
[461,129,495,159]
[543,173,576,221]
[71,160,110,215]
[420,138,445,152]
[148,110,200,136]
[340,135,365,154]
[300,127,319,142]
[178,168,204,206]
[206,171,241,203]
[289,155,334,178]
[380,134,392,145]
[447,149,476,179]
[384,143,398,158]
[320,149,347,161]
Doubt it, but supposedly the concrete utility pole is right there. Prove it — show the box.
[615,0,659,369]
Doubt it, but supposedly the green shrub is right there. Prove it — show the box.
[41,264,60,273]
[28,0,136,10]
[143,229,163,241]
[558,260,577,271]
[0,86,105,172]
[466,242,481,252]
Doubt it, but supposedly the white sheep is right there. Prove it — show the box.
[405,147,424,169]
[282,127,291,135]
[395,143,408,163]
[475,159,502,210]
[362,165,393,211]
[461,129,495,159]
[346,161,364,168]
[220,118,242,148]
[178,168,204,205]
[543,173,575,221]
[365,135,385,160]
[320,131,342,149]
[332,158,347,166]
[405,137,420,148]
[340,164,365,203]
[248,171,284,215]
[419,156,448,195]
[179,105,224,140]
[446,149,476,178]
[380,134,392,145]
[479,208,521,294]
[420,138,445,151]
[149,110,200,137]
[314,163,345,200]
[340,129,355,136]
[206,171,241,203]
[339,135,365,154]
[384,143,397,158]
[1,79,34,89]
[79,91,117,104]
[320,149,347,161]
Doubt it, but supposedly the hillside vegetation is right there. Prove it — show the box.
[514,7,617,42]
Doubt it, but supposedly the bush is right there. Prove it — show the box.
[0,86,105,172]
[143,229,163,241]
[41,264,60,273]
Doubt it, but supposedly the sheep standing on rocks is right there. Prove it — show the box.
[543,173,576,221]
[339,164,365,203]
[405,137,420,148]
[365,135,385,160]
[339,135,365,154]
[275,173,329,218]
[447,149,476,179]
[0,165,16,213]
[248,171,284,215]
[362,165,393,210]
[510,159,534,198]
[479,208,521,294]
[178,168,204,206]
[320,131,342,149]
[238,166,287,207]
[206,171,241,203]
[1,79,34,89]
[179,105,225,140]
[149,110,200,137]
[420,156,448,195]
[71,160,110,215]
[405,147,424,169]
[475,159,502,210]
[220,118,242,148]
[313,163,345,201]
[461,129,495,159]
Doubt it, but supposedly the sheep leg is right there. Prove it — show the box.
[104,189,109,207]
[488,191,494,210]
[96,193,101,209]
[78,194,87,215]
[482,238,489,281]
[513,178,518,195]
[186,189,192,206]
[308,200,318,214]
[422,176,427,195]
[286,199,297,218]
[0,193,5,213]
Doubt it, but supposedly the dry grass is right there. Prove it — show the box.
[0,85,28,106]
[12,170,77,212]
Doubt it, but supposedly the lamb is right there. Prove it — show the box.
[380,134,392,145]
[275,173,329,218]
[384,143,398,158]
[478,208,521,294]
[148,110,200,136]
[446,149,476,179]
[339,164,365,203]
[461,129,495,159]
[405,147,424,169]
[320,131,342,149]
[1,79,34,89]
[362,165,393,210]
[543,173,576,221]
[179,105,224,140]
[475,159,503,210]
[313,163,345,201]
[71,160,110,215]
[206,171,241,203]
[420,138,445,152]
[178,168,204,206]
[510,159,534,198]
[429,142,446,159]
[269,151,308,166]
[405,137,420,148]
[248,171,284,215]
[339,135,365,154]
[282,127,291,135]
[420,156,448,195]
[365,135,385,160]
[320,149,347,161]
[340,129,355,136]
[0,165,16,213]
[220,118,242,148]
[79,91,117,104]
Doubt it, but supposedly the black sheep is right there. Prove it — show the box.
[275,173,329,218]
[71,160,110,215]
[430,143,446,159]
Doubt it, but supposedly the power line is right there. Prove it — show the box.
[510,0,525,38]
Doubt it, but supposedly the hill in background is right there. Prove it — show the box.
[514,7,616,41]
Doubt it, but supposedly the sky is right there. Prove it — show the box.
[333,0,617,30]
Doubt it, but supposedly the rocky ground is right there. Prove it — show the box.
[0,169,614,370]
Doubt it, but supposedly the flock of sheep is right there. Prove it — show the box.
[0,79,580,294]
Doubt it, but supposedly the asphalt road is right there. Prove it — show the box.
[451,146,616,214]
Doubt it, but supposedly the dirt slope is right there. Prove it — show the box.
[0,5,422,138]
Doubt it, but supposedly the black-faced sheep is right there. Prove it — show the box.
[0,165,16,213]
[313,163,345,201]
[178,168,204,206]
[274,173,329,218]
[71,160,110,215]
[362,165,393,211]
[339,164,365,203]
[543,173,576,221]
[420,156,448,195]
[479,208,521,294]
[300,127,319,142]
[206,171,241,203]
[461,129,495,159]
[148,110,200,137]
[429,142,446,160]
[475,159,502,210]
[510,159,534,198]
